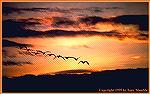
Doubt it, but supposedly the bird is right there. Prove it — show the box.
[26,48,33,52]
[46,53,57,59]
[43,51,51,54]
[65,57,80,61]
[19,46,27,50]
[39,51,51,55]
[36,50,46,55]
[56,55,66,60]
[36,50,43,53]
[78,61,90,66]
[74,57,80,61]
[30,51,41,55]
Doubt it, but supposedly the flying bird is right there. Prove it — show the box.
[78,61,90,66]
[26,48,34,52]
[46,53,57,59]
[65,57,80,61]
[44,51,51,54]
[36,50,43,53]
[31,51,41,55]
[74,57,80,61]
[19,46,27,50]
[56,55,66,60]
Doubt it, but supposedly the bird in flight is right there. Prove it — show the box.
[74,57,80,61]
[18,46,91,66]
[18,46,27,50]
[55,55,66,60]
[65,57,80,61]
[43,51,51,54]
[31,51,42,55]
[36,50,43,53]
[46,53,57,59]
[78,61,90,66]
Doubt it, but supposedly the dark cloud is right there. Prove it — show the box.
[2,19,126,40]
[79,16,108,25]
[2,6,69,15]
[2,40,32,58]
[16,18,41,26]
[2,49,17,58]
[71,45,92,49]
[2,5,123,16]
[80,15,148,31]
[2,15,148,40]
[105,6,123,10]
[2,20,40,37]
[18,51,35,56]
[52,17,76,27]
[135,33,149,40]
[3,61,32,66]
[3,6,21,15]
[2,39,32,47]
[54,69,93,74]
[2,6,49,15]
[70,7,122,13]
[2,19,148,40]
[85,7,103,12]
[112,15,148,31]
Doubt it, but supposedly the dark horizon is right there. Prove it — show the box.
[3,68,148,93]
[2,2,149,93]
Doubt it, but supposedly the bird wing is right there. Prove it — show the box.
[85,61,90,65]
[78,61,82,64]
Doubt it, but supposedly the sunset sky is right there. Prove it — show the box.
[2,2,148,77]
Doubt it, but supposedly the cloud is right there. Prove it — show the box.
[79,16,108,25]
[2,39,32,47]
[70,45,93,49]
[2,15,148,41]
[3,61,32,66]
[2,20,126,40]
[54,69,93,74]
[3,6,49,15]
[52,17,76,27]
[112,15,148,31]
[70,7,122,13]
[84,7,103,12]
[2,39,33,58]
[79,15,148,31]
[105,6,123,10]
[79,45,92,49]
[2,20,40,37]
[131,56,141,59]
[2,49,17,58]
[2,6,69,15]
[2,19,148,40]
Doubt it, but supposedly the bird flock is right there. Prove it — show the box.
[18,46,90,66]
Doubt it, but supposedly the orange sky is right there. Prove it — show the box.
[2,2,148,77]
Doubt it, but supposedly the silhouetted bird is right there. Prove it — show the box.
[46,53,57,59]
[39,51,51,55]
[44,51,51,54]
[74,57,80,61]
[19,46,27,50]
[36,50,43,53]
[26,48,33,52]
[35,50,48,55]
[56,55,66,60]
[78,61,90,66]
[65,57,80,61]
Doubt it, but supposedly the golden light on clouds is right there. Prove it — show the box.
[131,56,141,59]
[2,2,148,77]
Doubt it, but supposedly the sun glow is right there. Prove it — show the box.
[56,37,89,47]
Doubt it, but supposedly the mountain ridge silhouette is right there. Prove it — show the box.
[3,68,148,92]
